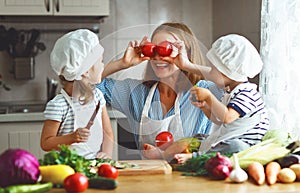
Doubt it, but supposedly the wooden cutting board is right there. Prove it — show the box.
[118,160,172,175]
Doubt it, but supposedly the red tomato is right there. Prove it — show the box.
[97,164,119,179]
[156,41,173,57]
[155,131,174,150]
[64,173,88,193]
[141,42,156,57]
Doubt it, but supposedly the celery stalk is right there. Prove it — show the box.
[232,139,290,169]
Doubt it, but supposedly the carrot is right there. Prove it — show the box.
[265,161,281,185]
[247,162,265,185]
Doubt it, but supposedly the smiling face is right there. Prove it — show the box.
[149,31,180,80]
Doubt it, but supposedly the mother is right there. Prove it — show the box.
[97,22,222,158]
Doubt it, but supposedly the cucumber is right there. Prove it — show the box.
[88,177,118,190]
[4,182,53,193]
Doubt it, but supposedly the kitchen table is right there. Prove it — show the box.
[47,171,299,193]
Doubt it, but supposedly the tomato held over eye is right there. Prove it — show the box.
[97,164,119,179]
[141,42,156,57]
[155,131,174,150]
[64,173,88,193]
[156,41,173,57]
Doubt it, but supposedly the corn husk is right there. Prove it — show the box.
[232,139,290,169]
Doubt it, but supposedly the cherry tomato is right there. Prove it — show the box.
[97,164,119,179]
[64,173,88,193]
[155,131,174,150]
[141,42,156,57]
[156,41,173,57]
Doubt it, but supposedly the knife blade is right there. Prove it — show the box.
[86,101,101,129]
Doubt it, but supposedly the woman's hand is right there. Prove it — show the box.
[122,36,151,68]
[73,127,90,143]
[159,37,191,71]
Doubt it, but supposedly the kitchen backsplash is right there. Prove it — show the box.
[0,0,260,102]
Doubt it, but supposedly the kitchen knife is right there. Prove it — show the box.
[86,101,101,129]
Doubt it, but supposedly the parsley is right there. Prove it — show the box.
[174,152,232,176]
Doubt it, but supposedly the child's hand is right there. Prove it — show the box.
[190,86,211,108]
[96,152,111,159]
[74,127,90,142]
[174,153,193,164]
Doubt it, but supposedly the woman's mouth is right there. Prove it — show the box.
[155,63,168,67]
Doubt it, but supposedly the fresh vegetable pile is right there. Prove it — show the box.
[39,144,129,178]
[37,145,130,190]
[175,129,300,186]
[0,145,126,192]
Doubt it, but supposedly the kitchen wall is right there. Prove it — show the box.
[0,0,261,102]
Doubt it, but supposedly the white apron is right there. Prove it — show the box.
[61,89,103,159]
[199,90,261,153]
[138,83,184,149]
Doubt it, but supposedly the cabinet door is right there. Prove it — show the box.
[0,0,53,15]
[54,0,109,16]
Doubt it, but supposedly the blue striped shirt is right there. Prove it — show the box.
[227,82,270,145]
[44,88,106,136]
[97,78,223,144]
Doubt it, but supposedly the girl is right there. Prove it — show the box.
[40,29,114,159]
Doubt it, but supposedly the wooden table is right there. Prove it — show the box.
[48,171,300,193]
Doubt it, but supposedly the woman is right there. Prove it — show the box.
[97,22,222,159]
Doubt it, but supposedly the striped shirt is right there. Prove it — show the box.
[227,82,270,145]
[97,78,223,144]
[44,88,106,136]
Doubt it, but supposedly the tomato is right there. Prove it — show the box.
[97,164,119,179]
[64,173,88,193]
[156,41,173,57]
[155,131,174,150]
[141,42,156,57]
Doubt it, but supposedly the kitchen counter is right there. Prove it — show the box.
[47,171,300,193]
[0,106,126,160]
[0,106,126,122]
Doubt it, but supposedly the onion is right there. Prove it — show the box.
[205,152,232,180]
[0,148,40,187]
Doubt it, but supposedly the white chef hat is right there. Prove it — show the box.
[50,29,104,81]
[206,34,263,82]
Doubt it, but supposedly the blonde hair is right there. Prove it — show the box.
[59,75,94,105]
[143,22,206,89]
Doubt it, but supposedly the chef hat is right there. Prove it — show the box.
[50,29,104,81]
[206,34,263,82]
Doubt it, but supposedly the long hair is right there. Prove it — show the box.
[59,75,94,105]
[143,22,206,90]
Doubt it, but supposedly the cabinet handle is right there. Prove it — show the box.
[44,0,50,12]
[54,0,60,12]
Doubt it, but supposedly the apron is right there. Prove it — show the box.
[138,83,184,149]
[199,88,261,153]
[61,89,103,159]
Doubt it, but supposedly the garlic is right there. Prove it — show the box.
[229,153,248,183]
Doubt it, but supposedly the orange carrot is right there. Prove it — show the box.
[265,161,281,185]
[247,162,265,185]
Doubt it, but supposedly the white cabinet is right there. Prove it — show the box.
[0,121,46,159]
[0,0,109,16]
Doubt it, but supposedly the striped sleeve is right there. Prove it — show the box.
[228,86,263,117]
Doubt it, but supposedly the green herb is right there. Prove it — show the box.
[39,145,94,177]
[39,145,132,178]
[174,152,232,176]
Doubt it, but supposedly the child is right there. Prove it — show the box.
[40,29,114,159]
[174,34,270,164]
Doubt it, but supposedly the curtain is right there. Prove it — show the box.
[260,0,300,139]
